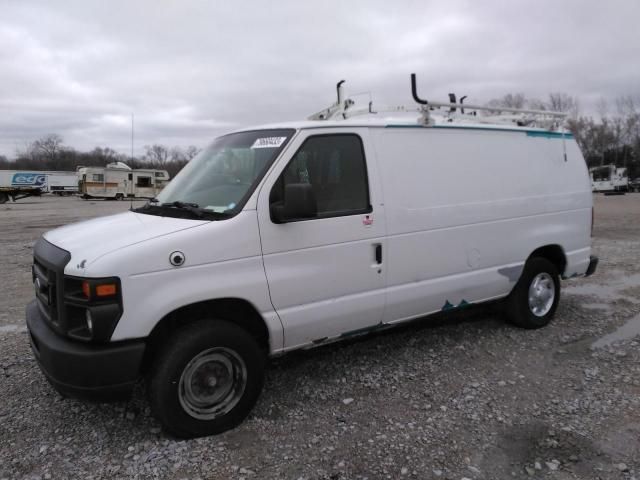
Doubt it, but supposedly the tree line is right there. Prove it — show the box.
[488,92,640,179]
[1,93,639,179]
[0,136,199,178]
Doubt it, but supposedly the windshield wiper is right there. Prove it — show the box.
[135,200,232,219]
[161,201,206,218]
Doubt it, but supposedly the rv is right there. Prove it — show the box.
[77,162,170,200]
[26,75,597,438]
[590,164,628,192]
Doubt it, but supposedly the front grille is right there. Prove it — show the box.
[33,237,71,333]
[33,259,56,323]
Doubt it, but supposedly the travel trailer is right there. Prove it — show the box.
[77,162,170,199]
[27,75,597,438]
[590,164,628,192]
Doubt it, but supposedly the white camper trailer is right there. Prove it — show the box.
[77,162,170,199]
[590,164,628,192]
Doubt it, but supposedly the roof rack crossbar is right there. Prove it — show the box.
[308,75,568,126]
[335,103,566,119]
[421,101,566,118]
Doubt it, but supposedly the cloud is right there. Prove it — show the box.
[0,0,639,157]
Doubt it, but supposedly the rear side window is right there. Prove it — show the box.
[270,134,371,218]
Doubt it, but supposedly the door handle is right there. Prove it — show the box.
[374,244,382,264]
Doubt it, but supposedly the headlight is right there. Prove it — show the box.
[64,276,122,343]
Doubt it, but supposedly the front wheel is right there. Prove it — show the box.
[505,257,560,329]
[149,320,265,438]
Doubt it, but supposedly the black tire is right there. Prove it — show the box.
[505,257,560,329]
[115,193,124,200]
[0,192,8,204]
[149,320,265,438]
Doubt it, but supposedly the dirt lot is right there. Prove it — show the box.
[1,194,639,480]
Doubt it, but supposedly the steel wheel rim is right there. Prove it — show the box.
[178,347,247,420]
[528,272,555,317]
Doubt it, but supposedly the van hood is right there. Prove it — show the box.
[44,211,208,267]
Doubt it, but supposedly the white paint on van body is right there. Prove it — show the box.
[44,119,593,355]
[370,127,591,324]
[256,128,388,349]
[47,210,284,350]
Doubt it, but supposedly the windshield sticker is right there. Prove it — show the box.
[205,206,228,213]
[251,137,287,149]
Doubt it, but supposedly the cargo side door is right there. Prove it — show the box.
[257,129,387,350]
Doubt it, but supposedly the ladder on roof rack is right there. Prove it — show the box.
[308,74,567,130]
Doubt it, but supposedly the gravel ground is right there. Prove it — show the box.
[1,194,639,480]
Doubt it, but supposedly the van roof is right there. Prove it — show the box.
[231,116,574,139]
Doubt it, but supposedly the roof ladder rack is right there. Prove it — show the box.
[308,74,567,131]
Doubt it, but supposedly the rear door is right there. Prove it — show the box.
[257,129,387,350]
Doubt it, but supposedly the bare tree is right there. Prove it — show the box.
[596,97,609,121]
[144,144,170,167]
[33,134,65,164]
[184,145,200,161]
[548,93,580,118]
[488,93,527,110]
[90,147,120,162]
[527,98,547,111]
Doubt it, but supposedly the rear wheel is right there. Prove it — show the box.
[505,257,560,329]
[149,320,265,438]
[115,193,124,200]
[0,192,8,204]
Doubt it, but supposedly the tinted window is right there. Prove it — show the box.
[271,134,370,218]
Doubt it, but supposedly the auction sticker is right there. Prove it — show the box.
[251,137,287,149]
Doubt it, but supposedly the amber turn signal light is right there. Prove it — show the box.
[96,283,117,297]
[82,281,117,298]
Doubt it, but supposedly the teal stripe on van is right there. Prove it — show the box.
[385,124,573,139]
[525,130,574,139]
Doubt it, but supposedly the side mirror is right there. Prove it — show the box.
[270,183,317,223]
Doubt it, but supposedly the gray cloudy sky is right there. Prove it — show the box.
[1,0,639,157]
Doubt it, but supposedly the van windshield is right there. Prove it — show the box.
[143,129,294,219]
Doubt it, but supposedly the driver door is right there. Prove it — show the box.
[257,129,387,350]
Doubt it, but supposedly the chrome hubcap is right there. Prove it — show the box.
[178,347,247,420]
[528,272,555,317]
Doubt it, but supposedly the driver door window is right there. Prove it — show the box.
[270,134,371,219]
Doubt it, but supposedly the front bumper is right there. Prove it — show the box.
[585,255,599,277]
[26,300,146,400]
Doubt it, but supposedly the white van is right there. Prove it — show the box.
[26,78,597,438]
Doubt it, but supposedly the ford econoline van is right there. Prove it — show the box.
[26,78,598,437]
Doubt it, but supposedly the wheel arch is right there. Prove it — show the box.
[141,297,270,374]
[527,244,567,277]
